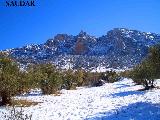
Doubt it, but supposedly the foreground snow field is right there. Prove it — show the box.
[0,78,160,120]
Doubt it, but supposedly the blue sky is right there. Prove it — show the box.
[0,0,160,50]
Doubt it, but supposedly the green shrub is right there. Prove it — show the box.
[41,72,62,94]
[0,55,20,105]
[62,69,76,90]
[129,44,160,90]
[101,71,120,83]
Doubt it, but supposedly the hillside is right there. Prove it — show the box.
[2,28,160,70]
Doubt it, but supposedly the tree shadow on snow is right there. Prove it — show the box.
[85,102,160,120]
[111,90,144,97]
[115,84,131,89]
[17,92,42,97]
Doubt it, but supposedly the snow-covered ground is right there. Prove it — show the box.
[90,66,126,73]
[0,78,160,120]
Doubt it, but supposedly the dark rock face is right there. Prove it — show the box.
[3,28,160,69]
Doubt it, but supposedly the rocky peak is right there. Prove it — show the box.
[78,30,87,37]
[45,39,55,47]
[3,28,160,69]
[54,34,69,41]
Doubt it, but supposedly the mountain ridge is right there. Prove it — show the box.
[2,28,160,70]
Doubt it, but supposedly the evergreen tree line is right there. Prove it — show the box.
[0,52,119,106]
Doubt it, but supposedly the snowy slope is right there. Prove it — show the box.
[3,28,160,69]
[0,78,160,120]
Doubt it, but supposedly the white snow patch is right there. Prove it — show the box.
[0,78,160,120]
[91,67,125,73]
[149,36,154,40]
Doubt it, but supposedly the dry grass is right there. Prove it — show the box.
[11,99,41,107]
[155,86,160,89]
[69,87,77,90]
[53,91,62,96]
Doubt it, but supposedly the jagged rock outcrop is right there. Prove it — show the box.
[2,28,160,69]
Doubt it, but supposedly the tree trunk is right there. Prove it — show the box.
[144,79,149,90]
[150,79,155,88]
[1,92,11,106]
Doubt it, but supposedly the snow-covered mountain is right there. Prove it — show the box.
[3,28,160,69]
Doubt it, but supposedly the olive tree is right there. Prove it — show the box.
[0,55,19,105]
